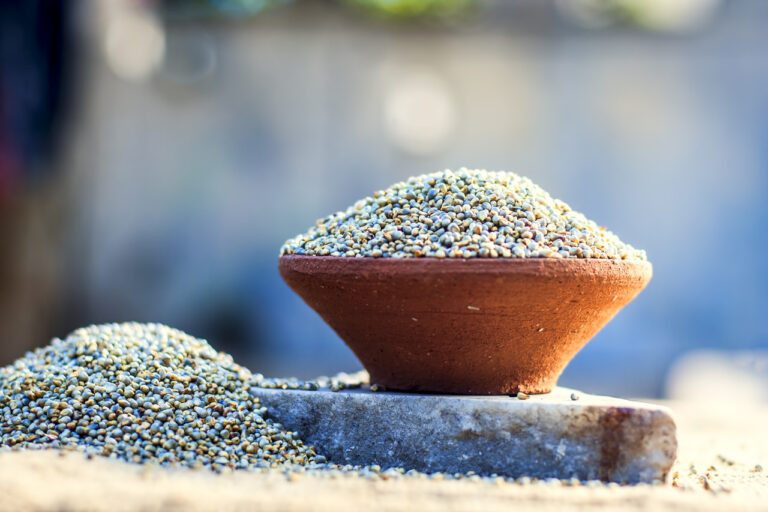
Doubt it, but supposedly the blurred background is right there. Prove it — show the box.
[1,0,766,399]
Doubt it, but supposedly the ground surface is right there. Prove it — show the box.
[0,400,765,512]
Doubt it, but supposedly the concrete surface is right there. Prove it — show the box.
[251,386,677,483]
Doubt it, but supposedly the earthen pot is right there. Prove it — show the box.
[279,255,652,395]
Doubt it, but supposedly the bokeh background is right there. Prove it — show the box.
[1,0,766,399]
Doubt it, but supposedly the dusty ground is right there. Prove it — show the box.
[0,400,766,512]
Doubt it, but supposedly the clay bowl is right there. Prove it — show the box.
[279,255,652,395]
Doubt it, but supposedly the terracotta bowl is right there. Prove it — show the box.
[279,255,652,395]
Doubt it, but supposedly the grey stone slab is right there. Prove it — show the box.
[251,386,677,483]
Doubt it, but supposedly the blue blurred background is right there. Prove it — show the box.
[1,0,766,398]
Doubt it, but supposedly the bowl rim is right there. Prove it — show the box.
[279,254,652,278]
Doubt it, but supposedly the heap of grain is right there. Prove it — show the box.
[0,323,318,472]
[281,168,646,260]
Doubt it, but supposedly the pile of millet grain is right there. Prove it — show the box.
[0,323,317,472]
[281,168,646,260]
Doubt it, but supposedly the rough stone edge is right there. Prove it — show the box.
[251,386,677,483]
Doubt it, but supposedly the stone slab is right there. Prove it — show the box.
[251,386,677,483]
